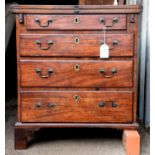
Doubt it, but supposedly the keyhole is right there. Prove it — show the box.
[74,17,80,24]
[75,64,80,71]
[74,95,79,103]
[74,37,80,44]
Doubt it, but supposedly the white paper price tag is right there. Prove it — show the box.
[114,0,118,5]
[100,43,109,58]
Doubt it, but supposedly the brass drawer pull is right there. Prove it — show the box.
[35,102,42,108]
[74,64,80,72]
[48,103,55,108]
[35,68,54,78]
[98,101,118,108]
[99,17,105,24]
[99,68,117,78]
[74,95,79,103]
[110,40,119,50]
[100,40,118,50]
[111,102,118,108]
[99,17,119,27]
[98,102,105,108]
[35,40,53,50]
[35,18,52,27]
[112,40,118,46]
[74,17,80,24]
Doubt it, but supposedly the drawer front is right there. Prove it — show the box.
[26,14,126,30]
[20,60,133,88]
[21,91,133,123]
[20,34,133,57]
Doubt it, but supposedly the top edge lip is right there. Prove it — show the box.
[10,4,142,9]
[10,4,142,13]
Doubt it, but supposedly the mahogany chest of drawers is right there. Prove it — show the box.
[11,5,141,149]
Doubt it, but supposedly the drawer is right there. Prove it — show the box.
[20,60,133,88]
[20,34,133,57]
[21,91,133,123]
[26,14,126,30]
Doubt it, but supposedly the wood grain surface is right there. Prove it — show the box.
[20,33,133,57]
[11,5,142,14]
[26,14,126,30]
[20,60,133,88]
[21,91,133,123]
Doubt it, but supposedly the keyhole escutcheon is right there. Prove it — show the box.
[74,95,79,103]
[74,64,80,72]
[74,17,80,24]
[74,37,80,44]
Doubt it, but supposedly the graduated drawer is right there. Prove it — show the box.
[26,14,126,30]
[20,34,133,57]
[20,60,133,88]
[21,91,133,123]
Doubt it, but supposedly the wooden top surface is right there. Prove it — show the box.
[11,5,142,14]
